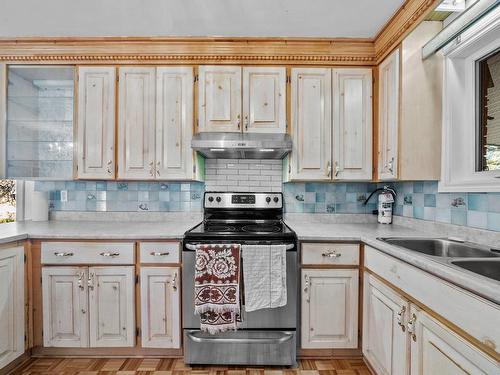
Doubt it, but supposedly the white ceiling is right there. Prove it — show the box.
[0,0,405,38]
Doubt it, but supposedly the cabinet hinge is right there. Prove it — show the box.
[24,334,27,342]
[135,275,139,284]
[286,75,291,83]
[116,75,119,82]
[136,328,140,337]
[193,164,196,174]
[24,254,27,263]
[194,74,199,82]
[286,119,288,129]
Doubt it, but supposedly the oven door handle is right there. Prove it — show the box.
[186,331,294,344]
[184,243,295,251]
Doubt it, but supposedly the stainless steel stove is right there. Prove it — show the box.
[182,192,298,366]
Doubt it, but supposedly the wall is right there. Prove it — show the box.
[33,165,500,231]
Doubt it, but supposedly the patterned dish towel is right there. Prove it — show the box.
[194,244,241,334]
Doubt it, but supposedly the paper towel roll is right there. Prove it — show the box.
[31,191,49,221]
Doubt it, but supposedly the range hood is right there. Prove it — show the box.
[191,133,293,159]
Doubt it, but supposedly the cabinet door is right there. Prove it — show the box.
[89,266,135,347]
[378,49,400,180]
[156,67,194,180]
[301,269,358,349]
[198,66,241,132]
[410,306,500,375]
[333,68,373,180]
[242,67,286,133]
[118,67,156,179]
[0,247,24,368]
[42,267,88,348]
[140,267,180,348]
[77,67,116,179]
[291,68,332,180]
[362,273,409,375]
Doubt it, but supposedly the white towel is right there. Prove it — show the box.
[242,244,287,312]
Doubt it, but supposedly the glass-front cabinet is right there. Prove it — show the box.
[5,66,74,179]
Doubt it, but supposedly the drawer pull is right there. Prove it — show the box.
[54,252,74,257]
[100,252,120,258]
[322,250,341,258]
[150,251,170,257]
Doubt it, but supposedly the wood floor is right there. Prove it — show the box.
[13,358,371,375]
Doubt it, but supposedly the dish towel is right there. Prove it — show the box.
[242,244,287,312]
[194,244,241,334]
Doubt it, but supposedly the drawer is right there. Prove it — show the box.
[41,242,134,265]
[139,242,180,263]
[302,243,359,266]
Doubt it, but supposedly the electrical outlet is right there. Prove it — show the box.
[60,190,68,202]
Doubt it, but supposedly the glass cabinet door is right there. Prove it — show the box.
[6,66,74,179]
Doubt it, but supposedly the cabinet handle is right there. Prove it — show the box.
[77,271,85,290]
[397,305,406,332]
[54,252,74,257]
[172,272,178,291]
[156,161,161,177]
[322,250,341,258]
[149,161,155,177]
[388,157,395,174]
[303,274,309,294]
[407,313,417,342]
[244,115,249,130]
[237,114,241,129]
[88,272,95,291]
[106,160,113,175]
[326,161,332,177]
[150,251,170,257]
[334,161,340,177]
[100,252,120,258]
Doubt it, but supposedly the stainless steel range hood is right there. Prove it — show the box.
[191,133,293,159]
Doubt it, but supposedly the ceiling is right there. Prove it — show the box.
[0,0,406,39]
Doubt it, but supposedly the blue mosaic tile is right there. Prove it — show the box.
[468,193,488,212]
[487,212,500,231]
[413,182,423,193]
[424,194,436,207]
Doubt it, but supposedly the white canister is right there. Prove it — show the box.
[31,191,49,221]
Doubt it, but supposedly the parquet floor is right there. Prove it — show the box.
[13,358,371,375]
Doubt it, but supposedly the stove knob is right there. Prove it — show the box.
[208,196,214,202]
[266,197,271,204]
[216,196,222,203]
[273,197,279,203]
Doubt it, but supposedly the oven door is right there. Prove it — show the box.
[182,244,297,330]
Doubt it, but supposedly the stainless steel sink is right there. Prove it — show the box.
[451,260,500,282]
[378,238,500,258]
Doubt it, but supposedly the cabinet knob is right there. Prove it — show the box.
[322,250,341,258]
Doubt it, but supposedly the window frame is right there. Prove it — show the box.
[440,7,500,192]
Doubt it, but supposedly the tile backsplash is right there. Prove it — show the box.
[33,167,500,232]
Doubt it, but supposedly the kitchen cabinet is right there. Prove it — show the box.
[333,68,372,180]
[362,273,409,375]
[42,267,88,348]
[42,266,135,348]
[242,67,286,133]
[288,67,372,181]
[377,22,443,181]
[290,68,332,180]
[301,269,358,349]
[140,267,180,348]
[0,246,25,369]
[378,49,399,181]
[198,66,242,132]
[77,67,116,180]
[117,67,156,179]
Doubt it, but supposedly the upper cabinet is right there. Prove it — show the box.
[198,66,286,134]
[242,67,286,133]
[77,67,116,180]
[288,67,372,181]
[378,49,400,181]
[198,66,242,132]
[290,68,332,180]
[117,67,156,180]
[377,21,443,182]
[333,68,373,180]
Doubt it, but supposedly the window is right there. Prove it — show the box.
[0,180,16,223]
[476,48,500,172]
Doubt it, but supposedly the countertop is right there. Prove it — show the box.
[0,213,499,305]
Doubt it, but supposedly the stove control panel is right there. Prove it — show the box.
[204,192,282,209]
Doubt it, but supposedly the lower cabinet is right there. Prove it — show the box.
[301,269,358,349]
[363,272,500,375]
[0,246,25,369]
[42,266,135,348]
[140,267,180,348]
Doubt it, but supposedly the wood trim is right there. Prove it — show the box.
[31,347,182,357]
[374,0,441,63]
[364,268,500,363]
[0,352,31,375]
[298,348,362,358]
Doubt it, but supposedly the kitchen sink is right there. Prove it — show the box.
[451,260,500,282]
[378,238,500,258]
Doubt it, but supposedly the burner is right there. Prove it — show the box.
[206,225,236,232]
[242,224,281,233]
